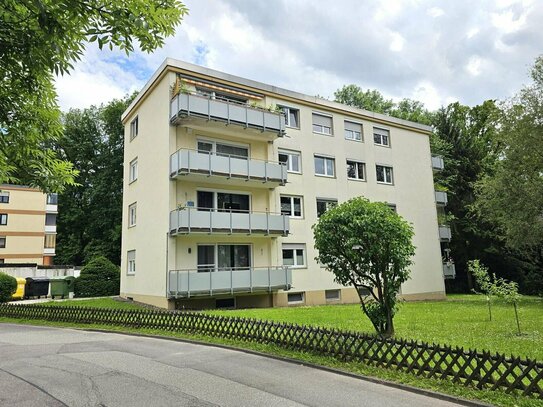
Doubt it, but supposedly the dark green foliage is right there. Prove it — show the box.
[0,273,17,303]
[55,95,133,265]
[74,256,120,298]
[313,197,415,336]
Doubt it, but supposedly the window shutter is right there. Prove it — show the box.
[312,113,332,127]
[345,121,362,132]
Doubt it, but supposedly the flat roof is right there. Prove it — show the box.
[122,58,433,134]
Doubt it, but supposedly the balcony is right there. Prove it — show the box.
[168,266,292,298]
[45,225,57,233]
[439,225,452,241]
[170,149,287,188]
[170,208,290,236]
[435,191,448,206]
[443,262,456,279]
[432,156,444,171]
[43,248,55,255]
[170,93,285,139]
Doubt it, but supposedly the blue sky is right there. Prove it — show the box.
[55,0,543,112]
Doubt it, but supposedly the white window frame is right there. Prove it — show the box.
[280,106,300,128]
[347,160,366,181]
[127,250,136,275]
[278,150,302,174]
[197,189,252,212]
[196,243,253,272]
[130,116,138,141]
[128,202,137,227]
[129,158,138,183]
[376,165,394,185]
[280,195,303,218]
[316,198,337,218]
[312,113,333,136]
[282,243,306,268]
[0,191,9,204]
[197,137,250,159]
[344,121,363,142]
[314,155,335,177]
[287,292,305,304]
[373,127,390,147]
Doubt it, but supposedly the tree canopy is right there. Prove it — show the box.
[313,198,415,336]
[0,0,187,192]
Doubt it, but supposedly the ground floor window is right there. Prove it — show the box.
[325,289,341,301]
[127,250,136,275]
[282,244,306,268]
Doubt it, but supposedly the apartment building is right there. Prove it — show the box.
[120,58,450,309]
[0,185,58,265]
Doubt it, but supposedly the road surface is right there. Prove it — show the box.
[0,323,466,407]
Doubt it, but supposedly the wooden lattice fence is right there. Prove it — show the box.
[0,303,541,399]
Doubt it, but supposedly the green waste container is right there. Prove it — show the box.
[50,276,76,299]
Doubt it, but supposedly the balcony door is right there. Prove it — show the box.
[197,244,251,272]
[197,191,250,213]
[197,140,249,160]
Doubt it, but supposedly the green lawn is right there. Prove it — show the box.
[39,297,144,310]
[207,294,543,360]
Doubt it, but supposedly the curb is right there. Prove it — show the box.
[76,327,494,407]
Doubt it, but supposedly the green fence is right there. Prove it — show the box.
[1,303,541,399]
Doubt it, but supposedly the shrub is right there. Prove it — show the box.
[74,256,120,298]
[0,273,17,303]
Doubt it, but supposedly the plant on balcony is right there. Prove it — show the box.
[313,197,415,337]
[0,273,17,303]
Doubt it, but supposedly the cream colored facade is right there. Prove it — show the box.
[0,185,58,265]
[120,59,447,310]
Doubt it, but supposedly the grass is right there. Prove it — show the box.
[39,297,145,310]
[207,294,543,360]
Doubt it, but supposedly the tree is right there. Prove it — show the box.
[313,197,415,337]
[0,273,17,303]
[334,85,432,125]
[55,95,132,266]
[0,0,188,192]
[476,57,543,268]
[74,256,120,298]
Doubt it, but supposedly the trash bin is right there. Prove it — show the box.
[50,276,76,299]
[12,278,26,300]
[24,277,50,299]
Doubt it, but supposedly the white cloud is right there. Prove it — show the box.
[389,32,405,52]
[427,7,445,17]
[466,56,483,76]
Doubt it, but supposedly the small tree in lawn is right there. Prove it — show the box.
[469,260,494,321]
[313,197,415,337]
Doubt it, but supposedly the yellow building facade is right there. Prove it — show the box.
[120,59,449,309]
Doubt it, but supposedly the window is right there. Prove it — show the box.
[129,203,137,227]
[387,203,397,212]
[0,214,7,225]
[345,121,363,141]
[373,127,390,146]
[347,160,366,180]
[0,191,9,204]
[312,113,333,135]
[0,236,5,248]
[44,234,56,249]
[195,87,248,104]
[278,150,301,173]
[129,158,138,183]
[280,195,303,218]
[45,214,57,226]
[376,165,394,184]
[197,140,249,159]
[288,292,304,304]
[0,259,3,264]
[316,199,337,218]
[46,193,58,205]
[197,191,250,212]
[130,116,139,140]
[314,155,335,177]
[197,244,251,272]
[127,250,136,275]
[325,289,341,301]
[280,106,299,128]
[282,244,306,268]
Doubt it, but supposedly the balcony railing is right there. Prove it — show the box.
[443,262,456,279]
[435,191,448,206]
[170,149,287,187]
[439,225,452,241]
[168,266,292,298]
[170,92,285,137]
[170,207,290,236]
[432,155,444,171]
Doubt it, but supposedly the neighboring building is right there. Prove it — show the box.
[120,58,448,309]
[0,185,58,265]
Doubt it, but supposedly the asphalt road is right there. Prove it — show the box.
[0,324,466,407]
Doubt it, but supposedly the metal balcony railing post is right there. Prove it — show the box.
[208,151,212,177]
[185,93,189,116]
[262,110,266,133]
[230,268,233,295]
[209,210,213,234]
[246,158,250,182]
[177,94,180,119]
[226,102,230,126]
[228,154,231,179]
[229,211,233,235]
[250,267,253,293]
[186,270,190,298]
[268,266,271,292]
[185,150,190,174]
[207,97,211,121]
[283,215,287,236]
[187,208,190,234]
[248,211,252,235]
[245,105,248,129]
[266,212,270,235]
[264,161,268,183]
[209,270,213,296]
